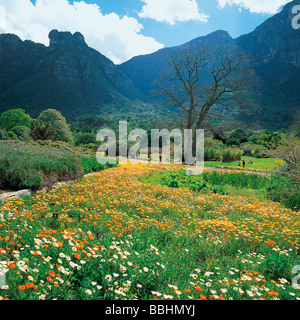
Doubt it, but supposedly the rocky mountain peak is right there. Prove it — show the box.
[49,29,87,50]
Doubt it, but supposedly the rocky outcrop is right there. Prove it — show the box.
[0,30,139,116]
[0,190,32,202]
[235,1,300,66]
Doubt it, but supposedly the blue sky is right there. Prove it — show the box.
[0,0,293,63]
[78,0,272,44]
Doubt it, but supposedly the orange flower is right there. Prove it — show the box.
[184,289,192,293]
[72,253,81,259]
[195,286,203,292]
[18,285,26,290]
[199,295,207,300]
[49,270,55,278]
[46,277,53,282]
[267,290,279,296]
[26,283,34,288]
[264,240,276,246]
[8,262,16,269]
[219,295,226,300]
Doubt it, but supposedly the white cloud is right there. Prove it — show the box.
[217,0,293,14]
[138,0,209,25]
[0,0,164,64]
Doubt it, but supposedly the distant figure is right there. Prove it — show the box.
[238,161,241,167]
[248,160,254,165]
[242,160,245,168]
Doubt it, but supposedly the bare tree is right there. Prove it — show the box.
[155,45,256,145]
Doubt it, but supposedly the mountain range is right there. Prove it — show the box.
[0,0,299,129]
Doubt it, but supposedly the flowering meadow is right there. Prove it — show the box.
[0,163,299,300]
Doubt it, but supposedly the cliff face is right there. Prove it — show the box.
[234,1,300,128]
[235,1,300,66]
[0,30,140,117]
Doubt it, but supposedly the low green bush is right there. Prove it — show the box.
[80,156,118,175]
[152,169,229,195]
[76,133,97,145]
[204,148,222,161]
[267,177,300,211]
[0,141,83,191]
[11,126,32,141]
[221,148,243,162]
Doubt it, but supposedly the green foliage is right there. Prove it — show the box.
[204,148,222,161]
[37,109,73,142]
[204,147,243,162]
[76,133,97,145]
[226,128,249,146]
[249,129,282,148]
[149,169,229,195]
[269,133,300,184]
[0,141,83,191]
[261,251,291,281]
[31,120,55,141]
[267,177,300,211]
[30,140,95,157]
[204,138,243,162]
[0,128,8,140]
[71,114,109,133]
[221,148,243,162]
[0,108,32,131]
[80,156,118,175]
[204,137,224,149]
[11,126,32,141]
[240,142,268,158]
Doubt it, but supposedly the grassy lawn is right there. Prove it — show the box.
[205,156,284,171]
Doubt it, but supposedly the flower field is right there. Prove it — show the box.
[0,163,299,300]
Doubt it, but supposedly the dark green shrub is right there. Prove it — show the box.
[221,148,243,162]
[204,148,222,161]
[267,177,300,211]
[11,126,32,141]
[76,133,97,145]
[31,120,55,141]
[37,109,73,142]
[226,128,249,146]
[0,129,8,140]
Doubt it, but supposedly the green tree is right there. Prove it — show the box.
[11,126,32,141]
[0,108,32,131]
[76,133,97,145]
[31,120,55,141]
[37,109,73,142]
